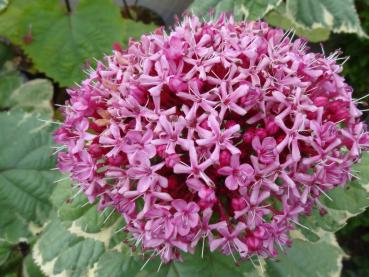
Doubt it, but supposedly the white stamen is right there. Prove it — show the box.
[201,236,205,258]
[38,119,62,125]
[316,186,333,201]
[140,251,156,271]
[53,176,70,183]
[103,209,115,224]
[289,219,312,231]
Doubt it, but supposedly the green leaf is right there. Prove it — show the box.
[0,111,57,229]
[0,0,25,44]
[22,255,45,277]
[0,43,13,67]
[95,251,141,277]
[0,0,157,87]
[96,247,259,277]
[49,178,73,208]
[265,4,330,42]
[286,0,367,38]
[0,62,23,109]
[34,219,105,277]
[190,0,366,41]
[51,180,125,244]
[0,240,15,269]
[162,249,258,277]
[95,251,164,277]
[322,180,369,214]
[0,239,30,276]
[9,79,53,118]
[190,0,282,20]
[266,233,344,277]
[58,192,121,234]
[0,0,9,13]
[121,19,157,43]
[352,152,369,186]
[0,202,30,242]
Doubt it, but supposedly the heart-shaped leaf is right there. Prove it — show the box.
[34,219,105,277]
[9,79,53,118]
[0,111,57,230]
[191,0,282,20]
[266,233,344,277]
[0,0,157,87]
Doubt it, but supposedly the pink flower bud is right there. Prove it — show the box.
[319,208,328,216]
[219,150,231,167]
[266,120,279,135]
[231,197,247,210]
[89,144,103,157]
[255,128,267,140]
[253,226,267,239]
[313,96,328,107]
[225,120,237,129]
[200,119,211,130]
[276,134,285,144]
[243,129,255,144]
[246,237,261,251]
[156,145,167,158]
[108,155,126,166]
[167,176,178,190]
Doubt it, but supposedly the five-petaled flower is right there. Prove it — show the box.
[217,154,254,190]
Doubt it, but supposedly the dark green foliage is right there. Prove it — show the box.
[337,0,369,97]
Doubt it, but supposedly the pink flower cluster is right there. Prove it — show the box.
[55,15,369,263]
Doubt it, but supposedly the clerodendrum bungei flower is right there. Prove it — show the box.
[55,14,369,264]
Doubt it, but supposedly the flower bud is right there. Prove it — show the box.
[243,129,255,144]
[246,237,261,251]
[219,150,231,167]
[156,145,167,158]
[231,197,247,210]
[313,96,328,107]
[255,128,267,140]
[266,120,279,135]
[225,120,237,129]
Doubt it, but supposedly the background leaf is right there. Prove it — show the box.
[0,112,57,230]
[95,247,259,277]
[266,233,344,277]
[22,255,45,277]
[34,219,105,277]
[190,0,282,21]
[0,0,9,13]
[0,239,24,276]
[0,108,56,274]
[264,3,331,42]
[286,0,366,37]
[9,79,54,117]
[50,180,125,248]
[58,193,121,234]
[190,0,367,41]
[0,62,23,109]
[0,0,157,87]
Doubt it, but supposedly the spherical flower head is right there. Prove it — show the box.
[55,14,369,264]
